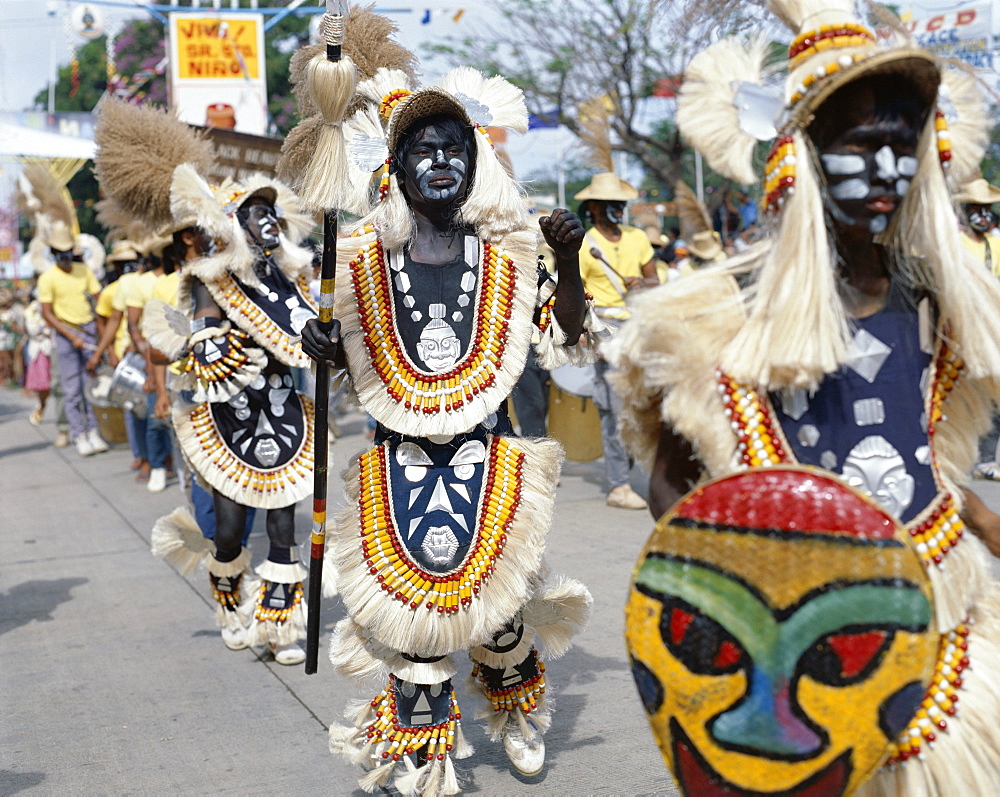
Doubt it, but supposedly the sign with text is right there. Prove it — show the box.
[168,13,268,136]
[901,4,993,70]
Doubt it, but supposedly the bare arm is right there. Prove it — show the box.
[648,421,704,520]
[540,209,586,344]
[960,488,1000,558]
[87,308,124,373]
[41,302,85,349]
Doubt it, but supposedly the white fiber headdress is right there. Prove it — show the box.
[672,0,1000,390]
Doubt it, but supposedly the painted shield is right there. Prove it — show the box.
[625,466,938,796]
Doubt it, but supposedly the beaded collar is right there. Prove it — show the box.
[339,227,536,438]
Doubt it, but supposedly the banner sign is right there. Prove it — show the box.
[195,126,284,184]
[168,13,268,136]
[901,4,993,69]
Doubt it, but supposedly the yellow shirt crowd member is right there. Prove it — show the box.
[127,270,160,315]
[37,262,101,326]
[95,279,132,360]
[578,225,655,318]
[151,271,184,377]
[960,233,1000,277]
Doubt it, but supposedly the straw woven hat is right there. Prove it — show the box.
[954,178,1000,206]
[574,172,639,202]
[107,239,139,263]
[386,87,471,152]
[688,230,723,261]
[45,221,75,252]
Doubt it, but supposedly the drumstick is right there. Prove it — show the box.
[589,247,632,288]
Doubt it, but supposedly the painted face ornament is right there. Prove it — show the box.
[626,467,937,796]
[402,123,470,205]
[243,200,282,250]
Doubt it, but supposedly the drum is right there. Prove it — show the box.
[549,364,596,399]
[84,366,114,408]
[546,365,603,462]
[109,351,148,417]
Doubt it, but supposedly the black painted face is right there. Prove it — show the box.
[964,203,997,234]
[51,248,73,270]
[602,201,626,225]
[400,123,471,207]
[242,199,282,250]
[814,82,923,236]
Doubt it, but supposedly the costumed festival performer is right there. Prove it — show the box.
[575,171,659,510]
[607,0,1000,794]
[282,6,596,793]
[93,98,319,665]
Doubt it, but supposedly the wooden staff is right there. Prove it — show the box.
[306,3,345,675]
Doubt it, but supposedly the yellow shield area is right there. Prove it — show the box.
[625,466,939,796]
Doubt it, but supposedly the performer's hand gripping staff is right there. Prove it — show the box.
[300,0,358,674]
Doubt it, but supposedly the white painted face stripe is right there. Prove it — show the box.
[869,214,888,234]
[820,153,865,175]
[448,157,467,175]
[829,178,869,200]
[414,157,433,177]
[874,145,899,181]
[897,156,918,177]
[896,179,910,197]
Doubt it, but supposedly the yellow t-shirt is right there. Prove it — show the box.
[112,272,141,313]
[960,233,1000,277]
[579,225,655,316]
[96,280,131,360]
[126,270,159,310]
[37,262,101,326]
[152,271,180,307]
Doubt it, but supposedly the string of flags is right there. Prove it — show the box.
[420,8,465,24]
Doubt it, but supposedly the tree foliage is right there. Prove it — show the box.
[427,0,765,198]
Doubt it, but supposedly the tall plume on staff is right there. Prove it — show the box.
[577,95,616,174]
[673,179,712,242]
[278,3,418,207]
[93,98,215,230]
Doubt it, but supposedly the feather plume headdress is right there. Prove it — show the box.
[280,6,530,244]
[667,0,1000,392]
[94,98,215,233]
[17,163,82,273]
[338,65,530,245]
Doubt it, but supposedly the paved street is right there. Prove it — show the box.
[6,384,1000,796]
[1,386,678,796]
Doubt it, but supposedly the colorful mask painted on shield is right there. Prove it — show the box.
[626,467,938,795]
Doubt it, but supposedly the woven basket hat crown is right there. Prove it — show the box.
[574,172,639,202]
[386,88,473,152]
[953,178,1000,205]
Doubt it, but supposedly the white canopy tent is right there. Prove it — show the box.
[0,122,95,160]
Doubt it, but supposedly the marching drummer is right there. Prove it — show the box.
[575,171,658,510]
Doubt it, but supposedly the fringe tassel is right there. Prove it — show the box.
[331,435,561,658]
[925,534,990,633]
[141,299,190,362]
[297,55,359,213]
[857,587,1000,796]
[522,577,593,660]
[328,616,459,684]
[247,580,307,647]
[603,271,746,472]
[150,506,212,575]
[534,301,608,370]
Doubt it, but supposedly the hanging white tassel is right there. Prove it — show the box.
[298,54,359,212]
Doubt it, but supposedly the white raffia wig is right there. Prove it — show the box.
[312,64,533,248]
[673,0,1000,392]
[169,165,315,289]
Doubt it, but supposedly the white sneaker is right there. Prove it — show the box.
[221,624,249,651]
[76,435,95,457]
[148,468,167,493]
[501,718,545,776]
[54,431,70,448]
[269,641,306,666]
[87,428,109,454]
[606,484,648,510]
